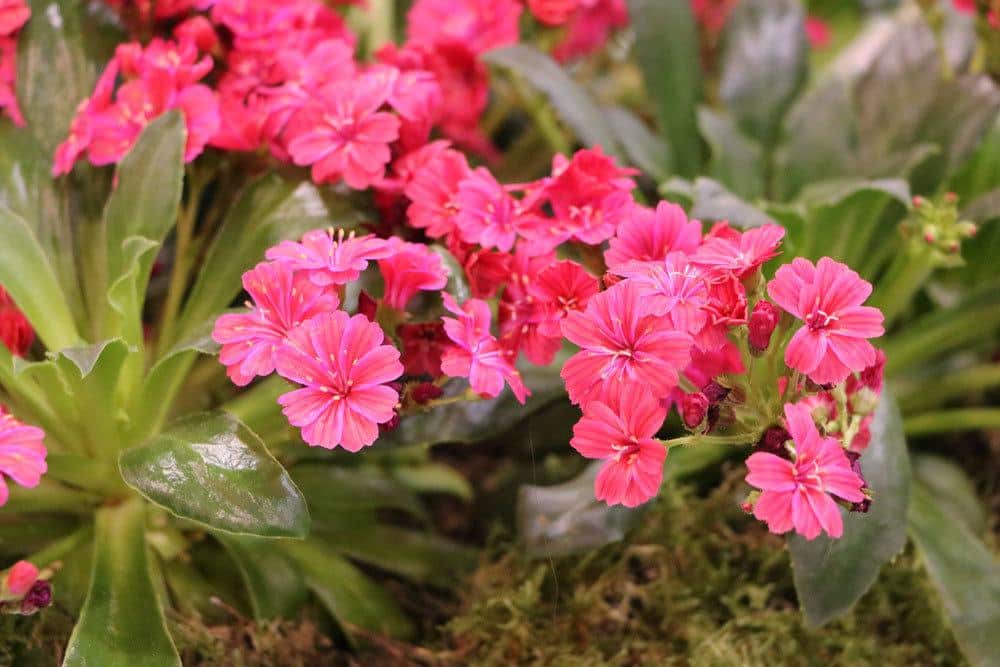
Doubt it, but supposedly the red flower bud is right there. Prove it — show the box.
[748,300,779,353]
[4,561,38,598]
[756,426,790,458]
[410,382,444,405]
[680,392,709,430]
[357,291,378,322]
[0,287,33,357]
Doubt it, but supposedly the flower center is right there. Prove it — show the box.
[805,308,838,331]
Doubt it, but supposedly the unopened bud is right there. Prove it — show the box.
[912,195,926,207]
[923,228,937,244]
[410,382,444,405]
[680,392,709,430]
[957,221,977,238]
[748,300,779,353]
[357,291,378,321]
[944,191,957,203]
[757,426,791,458]
[3,561,38,598]
[19,581,51,615]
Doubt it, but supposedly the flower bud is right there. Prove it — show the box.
[357,290,378,322]
[748,300,779,353]
[410,382,444,405]
[702,380,730,405]
[680,392,709,430]
[3,561,38,598]
[20,581,51,615]
[756,426,791,458]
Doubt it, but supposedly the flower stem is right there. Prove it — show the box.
[509,73,571,156]
[869,246,933,329]
[904,408,1000,436]
[157,168,205,354]
[663,433,756,448]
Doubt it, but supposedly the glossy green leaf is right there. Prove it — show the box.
[697,108,766,199]
[628,0,702,176]
[176,174,370,345]
[102,112,186,346]
[0,205,81,349]
[16,0,109,154]
[789,392,911,627]
[119,412,310,538]
[719,0,807,145]
[603,105,671,180]
[484,45,622,156]
[909,480,1000,667]
[378,363,567,448]
[284,539,414,638]
[319,527,477,588]
[216,534,308,621]
[63,499,181,667]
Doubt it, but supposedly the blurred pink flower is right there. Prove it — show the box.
[0,407,46,507]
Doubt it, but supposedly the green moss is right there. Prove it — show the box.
[439,474,965,666]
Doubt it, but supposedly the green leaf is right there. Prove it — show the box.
[389,463,474,501]
[909,481,1000,667]
[102,112,186,346]
[119,412,310,538]
[377,363,567,448]
[292,464,429,522]
[176,174,370,345]
[789,392,911,627]
[603,105,671,180]
[484,44,622,156]
[63,499,181,667]
[518,461,638,557]
[430,244,471,304]
[0,205,81,350]
[697,108,766,199]
[16,0,112,154]
[662,177,775,228]
[284,539,414,639]
[216,534,309,621]
[318,527,477,588]
[628,0,702,176]
[719,0,807,145]
[912,454,987,535]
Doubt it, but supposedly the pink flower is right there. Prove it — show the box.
[498,247,561,365]
[767,257,885,385]
[619,254,710,336]
[407,0,522,54]
[454,167,531,252]
[560,280,693,406]
[0,407,46,507]
[212,261,339,387]
[570,383,667,508]
[275,312,403,451]
[0,0,29,37]
[605,202,702,272]
[0,285,33,356]
[693,223,785,280]
[286,77,400,189]
[404,146,471,238]
[528,0,580,25]
[529,260,599,337]
[440,293,528,403]
[805,16,831,49]
[745,402,865,539]
[4,560,38,598]
[552,0,629,62]
[378,238,449,310]
[266,229,393,287]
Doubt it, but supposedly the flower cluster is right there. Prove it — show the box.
[0,559,51,616]
[0,0,29,125]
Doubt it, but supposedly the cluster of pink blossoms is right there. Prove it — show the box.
[0,0,29,125]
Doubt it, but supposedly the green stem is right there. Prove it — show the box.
[870,246,934,329]
[27,525,94,569]
[664,433,756,448]
[904,408,1000,436]
[896,363,1000,413]
[222,375,290,432]
[157,171,204,354]
[509,73,571,155]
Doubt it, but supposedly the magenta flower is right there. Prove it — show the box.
[286,78,400,189]
[0,0,29,37]
[0,408,46,507]
[404,146,471,238]
[407,0,522,54]
[604,201,702,272]
[275,312,403,451]
[745,402,866,539]
[440,293,528,403]
[529,259,599,337]
[767,257,885,385]
[694,223,785,280]
[212,261,339,387]
[454,167,525,252]
[378,238,449,310]
[570,383,668,508]
[266,229,393,287]
[618,254,710,336]
[560,280,693,406]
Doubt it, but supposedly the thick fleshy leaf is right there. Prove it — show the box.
[788,392,911,627]
[697,108,765,199]
[283,539,414,639]
[603,105,671,180]
[176,174,370,345]
[102,112,186,346]
[628,0,702,176]
[909,480,1000,667]
[661,177,775,228]
[63,499,181,667]
[119,412,310,538]
[484,45,622,156]
[216,534,309,621]
[912,454,987,535]
[16,0,116,154]
[292,464,429,522]
[518,462,637,557]
[0,205,81,350]
[719,0,807,145]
